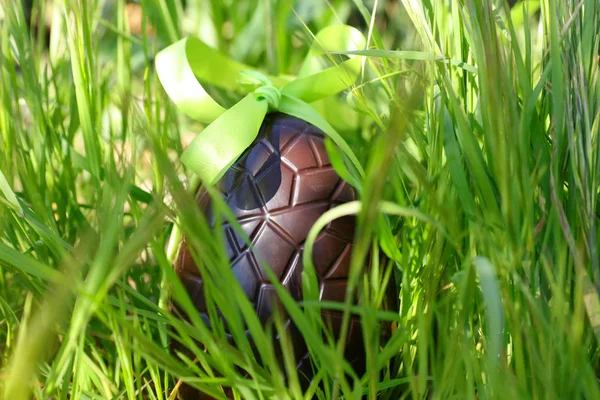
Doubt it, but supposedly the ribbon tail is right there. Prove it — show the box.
[278,94,364,191]
[181,94,269,185]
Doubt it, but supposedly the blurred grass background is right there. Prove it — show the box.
[1,0,600,399]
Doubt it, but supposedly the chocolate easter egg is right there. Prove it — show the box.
[175,113,395,398]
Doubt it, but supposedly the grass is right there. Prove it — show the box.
[1,0,599,398]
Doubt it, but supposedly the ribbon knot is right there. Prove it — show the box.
[155,24,367,187]
[253,85,280,111]
[237,70,280,110]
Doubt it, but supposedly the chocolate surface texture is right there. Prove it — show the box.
[175,113,394,399]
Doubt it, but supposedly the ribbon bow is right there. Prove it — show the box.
[155,25,367,189]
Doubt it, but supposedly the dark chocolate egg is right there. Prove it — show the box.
[175,113,395,399]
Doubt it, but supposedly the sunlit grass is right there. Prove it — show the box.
[1,0,599,399]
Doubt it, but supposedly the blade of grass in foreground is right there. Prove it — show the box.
[3,241,90,400]
[1,0,600,399]
[0,169,23,216]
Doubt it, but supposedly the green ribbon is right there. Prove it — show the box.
[155,25,367,189]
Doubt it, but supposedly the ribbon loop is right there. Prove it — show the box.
[156,24,367,188]
[237,70,273,91]
[298,25,366,78]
